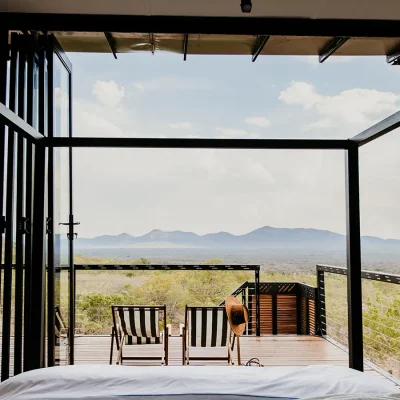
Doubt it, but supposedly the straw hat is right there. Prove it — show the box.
[225,296,249,336]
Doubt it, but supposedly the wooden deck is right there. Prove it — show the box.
[2,335,398,388]
[68,335,397,386]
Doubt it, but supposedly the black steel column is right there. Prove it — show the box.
[14,34,26,376]
[1,33,17,382]
[68,57,75,364]
[23,35,35,372]
[317,268,326,335]
[345,146,364,371]
[27,43,47,372]
[255,269,260,336]
[29,143,47,371]
[0,30,8,308]
[46,36,56,367]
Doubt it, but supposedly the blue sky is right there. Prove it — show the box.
[63,52,400,239]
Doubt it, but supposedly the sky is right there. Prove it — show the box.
[61,51,400,239]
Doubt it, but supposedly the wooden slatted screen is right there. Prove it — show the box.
[277,295,297,334]
[300,297,307,334]
[309,299,316,335]
[251,294,273,334]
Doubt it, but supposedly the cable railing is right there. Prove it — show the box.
[317,264,400,379]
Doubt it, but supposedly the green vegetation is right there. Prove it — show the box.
[0,252,398,378]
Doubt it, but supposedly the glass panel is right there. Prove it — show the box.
[54,56,70,137]
[53,52,72,365]
[32,60,39,131]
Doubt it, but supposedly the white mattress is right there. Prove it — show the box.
[0,365,398,400]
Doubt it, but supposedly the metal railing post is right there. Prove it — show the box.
[317,267,327,336]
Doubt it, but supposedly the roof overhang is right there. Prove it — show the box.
[2,0,400,59]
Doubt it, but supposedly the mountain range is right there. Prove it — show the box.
[71,226,400,253]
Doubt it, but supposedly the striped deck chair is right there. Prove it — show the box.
[182,306,233,365]
[55,306,68,364]
[110,305,169,365]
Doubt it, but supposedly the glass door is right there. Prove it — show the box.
[47,36,75,366]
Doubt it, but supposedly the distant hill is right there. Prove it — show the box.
[71,226,400,253]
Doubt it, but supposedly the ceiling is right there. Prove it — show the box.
[2,0,400,59]
[1,0,400,20]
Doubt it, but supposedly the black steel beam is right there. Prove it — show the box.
[48,137,350,150]
[252,35,270,62]
[183,34,188,61]
[14,34,26,376]
[0,101,43,142]
[3,13,400,38]
[104,32,117,59]
[319,36,350,63]
[73,264,260,271]
[345,147,363,372]
[350,110,400,146]
[317,264,400,284]
[386,47,400,65]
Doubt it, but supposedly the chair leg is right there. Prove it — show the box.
[236,335,241,366]
[165,331,169,366]
[117,335,125,365]
[182,327,185,365]
[110,328,115,365]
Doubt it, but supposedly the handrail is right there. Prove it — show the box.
[218,281,249,306]
[317,264,400,284]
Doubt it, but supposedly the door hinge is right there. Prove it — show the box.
[18,217,30,235]
[46,217,52,234]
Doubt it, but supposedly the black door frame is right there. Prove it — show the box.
[1,27,400,376]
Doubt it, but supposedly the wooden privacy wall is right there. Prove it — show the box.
[249,282,318,335]
[300,297,316,335]
[277,295,297,334]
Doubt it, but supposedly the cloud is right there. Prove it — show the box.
[215,127,261,139]
[169,122,192,129]
[55,87,68,110]
[244,117,271,128]
[92,80,124,107]
[279,81,400,129]
[133,76,212,92]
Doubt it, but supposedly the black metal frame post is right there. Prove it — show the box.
[29,143,47,371]
[345,146,363,371]
[1,33,18,382]
[46,34,56,367]
[0,30,8,308]
[317,268,327,335]
[23,35,35,371]
[68,53,75,364]
[255,269,260,336]
[14,34,26,376]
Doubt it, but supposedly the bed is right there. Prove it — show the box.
[0,365,398,400]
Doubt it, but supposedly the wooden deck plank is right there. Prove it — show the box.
[1,335,398,389]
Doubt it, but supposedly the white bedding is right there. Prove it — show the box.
[0,365,398,400]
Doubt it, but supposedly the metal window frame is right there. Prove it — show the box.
[1,26,400,376]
